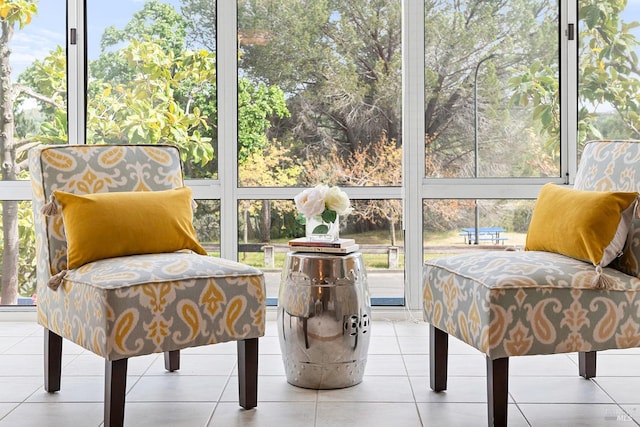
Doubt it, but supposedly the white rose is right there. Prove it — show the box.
[294,185,327,218]
[324,186,352,216]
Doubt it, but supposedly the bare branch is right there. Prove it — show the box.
[12,84,64,109]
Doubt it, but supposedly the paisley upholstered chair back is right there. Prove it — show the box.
[574,140,640,276]
[29,144,184,287]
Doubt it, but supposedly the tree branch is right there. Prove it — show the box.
[12,84,65,110]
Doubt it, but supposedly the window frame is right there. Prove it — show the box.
[404,1,577,309]
[0,0,578,312]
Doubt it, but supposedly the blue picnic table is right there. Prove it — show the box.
[460,227,507,245]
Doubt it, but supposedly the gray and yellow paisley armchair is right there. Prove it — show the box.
[29,144,265,427]
[424,140,640,426]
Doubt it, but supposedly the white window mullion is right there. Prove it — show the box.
[564,0,578,182]
[217,1,239,260]
[404,0,425,310]
[234,187,403,201]
[68,0,85,145]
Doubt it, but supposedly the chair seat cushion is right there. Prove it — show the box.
[40,252,265,360]
[423,250,640,359]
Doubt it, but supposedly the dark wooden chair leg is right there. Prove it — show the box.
[579,351,597,379]
[430,325,448,392]
[164,350,180,372]
[237,338,259,409]
[104,358,128,427]
[487,356,509,427]
[44,329,62,392]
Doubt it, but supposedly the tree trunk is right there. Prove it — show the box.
[0,19,19,304]
[260,200,271,242]
[243,206,249,244]
[389,217,396,247]
[242,206,249,260]
[1,201,18,304]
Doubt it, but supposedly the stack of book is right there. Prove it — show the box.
[288,237,359,254]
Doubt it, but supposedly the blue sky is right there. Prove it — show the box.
[10,0,180,79]
[8,0,640,80]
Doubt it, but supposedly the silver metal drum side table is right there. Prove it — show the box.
[277,251,371,389]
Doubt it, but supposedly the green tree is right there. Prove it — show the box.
[304,134,403,245]
[578,0,640,143]
[237,78,289,163]
[510,0,640,149]
[228,0,560,189]
[91,0,186,83]
[20,39,215,164]
[233,0,402,166]
[17,44,67,145]
[181,0,216,51]
[239,139,302,242]
[29,0,289,173]
[422,0,558,178]
[85,0,289,176]
[90,39,215,163]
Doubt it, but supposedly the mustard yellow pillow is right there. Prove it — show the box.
[525,183,637,268]
[54,187,207,269]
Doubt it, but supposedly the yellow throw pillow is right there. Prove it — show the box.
[54,187,207,269]
[525,183,637,268]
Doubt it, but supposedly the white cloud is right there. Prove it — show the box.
[9,29,63,78]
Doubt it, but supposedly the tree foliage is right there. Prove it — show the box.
[423,0,558,177]
[229,0,561,181]
[511,0,640,149]
[181,0,216,51]
[0,0,35,28]
[578,0,640,142]
[235,0,402,161]
[237,78,290,163]
[301,134,403,244]
[91,0,187,83]
[238,139,303,242]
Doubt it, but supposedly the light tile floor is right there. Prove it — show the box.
[1,310,640,426]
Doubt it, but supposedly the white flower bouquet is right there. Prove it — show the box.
[294,184,353,236]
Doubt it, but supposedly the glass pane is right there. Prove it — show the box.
[423,198,534,261]
[1,2,65,306]
[6,1,67,181]
[237,0,402,188]
[424,1,560,178]
[239,199,404,304]
[578,1,640,152]
[193,200,221,255]
[0,201,37,306]
[86,0,218,179]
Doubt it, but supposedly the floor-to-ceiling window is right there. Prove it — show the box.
[85,0,223,260]
[235,0,404,304]
[0,0,66,306]
[415,0,564,309]
[3,1,640,308]
[400,0,569,308]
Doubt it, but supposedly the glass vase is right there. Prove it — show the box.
[305,215,340,241]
